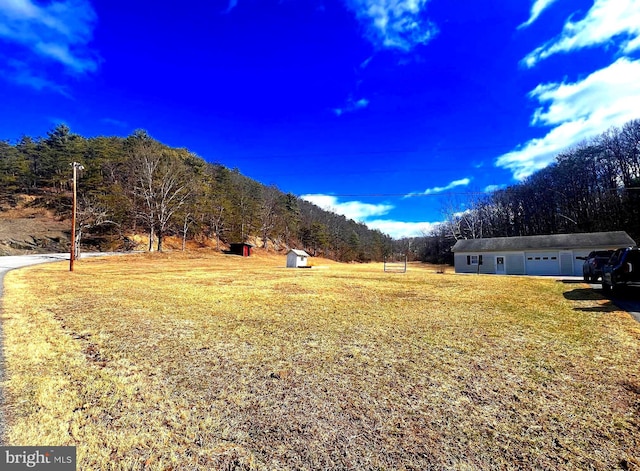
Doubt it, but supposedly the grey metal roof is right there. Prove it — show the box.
[288,249,310,257]
[451,231,636,252]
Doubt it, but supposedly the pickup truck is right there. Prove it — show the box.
[602,247,640,294]
[579,250,614,282]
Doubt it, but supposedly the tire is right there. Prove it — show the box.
[602,282,611,294]
[590,274,598,282]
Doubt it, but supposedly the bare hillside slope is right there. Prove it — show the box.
[0,196,70,256]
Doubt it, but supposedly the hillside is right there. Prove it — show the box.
[0,126,395,261]
[0,194,283,256]
[0,195,70,255]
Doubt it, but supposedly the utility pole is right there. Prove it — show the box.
[70,162,84,272]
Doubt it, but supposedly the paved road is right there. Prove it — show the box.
[0,252,121,445]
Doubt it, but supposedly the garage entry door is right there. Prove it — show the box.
[525,252,559,275]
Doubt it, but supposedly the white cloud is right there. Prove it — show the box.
[366,219,439,238]
[345,0,438,51]
[0,0,98,74]
[102,117,128,127]
[300,193,442,239]
[224,0,239,13]
[360,56,374,69]
[2,58,70,95]
[300,194,439,239]
[406,178,471,197]
[519,0,558,29]
[484,184,506,193]
[529,58,640,126]
[333,97,369,116]
[523,0,640,67]
[301,194,393,221]
[496,57,640,180]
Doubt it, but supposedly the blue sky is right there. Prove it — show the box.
[1,0,640,238]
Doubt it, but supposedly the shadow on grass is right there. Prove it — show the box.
[563,288,602,301]
[562,288,620,313]
[573,305,620,313]
[557,278,593,284]
[563,286,640,315]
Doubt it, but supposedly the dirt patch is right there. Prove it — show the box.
[0,218,70,255]
[0,194,71,255]
[0,195,71,255]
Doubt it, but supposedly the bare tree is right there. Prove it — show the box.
[209,204,225,250]
[181,212,194,251]
[440,195,484,240]
[258,185,281,249]
[75,195,118,257]
[154,153,191,252]
[128,134,191,252]
[133,154,158,250]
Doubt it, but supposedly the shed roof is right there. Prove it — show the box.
[452,231,636,253]
[288,249,310,257]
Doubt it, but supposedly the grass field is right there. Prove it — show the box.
[2,251,639,470]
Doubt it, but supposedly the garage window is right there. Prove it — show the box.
[466,255,483,265]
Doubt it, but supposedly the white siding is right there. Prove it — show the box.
[286,251,308,268]
[455,252,524,274]
[454,253,483,273]
[505,253,526,275]
[480,256,495,274]
[559,251,573,276]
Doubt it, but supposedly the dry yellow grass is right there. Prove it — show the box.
[1,251,639,470]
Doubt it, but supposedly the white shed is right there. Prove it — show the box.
[287,249,310,268]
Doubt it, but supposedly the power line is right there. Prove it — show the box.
[299,187,640,199]
[300,190,499,198]
[250,167,460,179]
[213,143,510,162]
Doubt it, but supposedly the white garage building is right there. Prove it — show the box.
[452,231,636,276]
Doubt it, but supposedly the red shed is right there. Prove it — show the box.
[229,243,254,257]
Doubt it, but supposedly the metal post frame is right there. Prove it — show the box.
[384,253,407,273]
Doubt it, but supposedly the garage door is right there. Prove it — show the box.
[525,252,560,275]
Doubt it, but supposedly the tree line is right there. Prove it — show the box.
[4,120,637,265]
[0,125,393,261]
[411,119,640,263]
